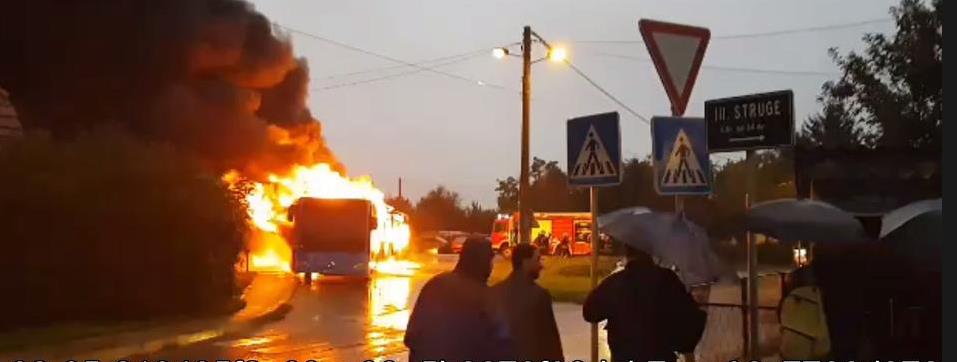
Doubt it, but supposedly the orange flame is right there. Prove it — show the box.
[224,163,413,273]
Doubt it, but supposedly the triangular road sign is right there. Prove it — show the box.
[639,19,710,116]
[661,129,707,186]
[571,125,619,178]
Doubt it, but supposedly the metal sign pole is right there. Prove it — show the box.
[746,149,759,359]
[705,90,794,359]
[589,186,600,362]
[567,112,620,362]
[672,107,685,216]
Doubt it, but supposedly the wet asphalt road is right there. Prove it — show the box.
[136,255,781,362]
[139,257,459,362]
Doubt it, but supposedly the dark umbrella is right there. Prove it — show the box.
[746,198,866,243]
[598,207,726,285]
[879,199,941,270]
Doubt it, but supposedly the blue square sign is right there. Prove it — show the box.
[567,112,621,187]
[651,116,712,195]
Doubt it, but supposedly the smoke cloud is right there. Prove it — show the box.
[0,0,341,177]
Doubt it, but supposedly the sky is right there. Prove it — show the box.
[249,0,899,208]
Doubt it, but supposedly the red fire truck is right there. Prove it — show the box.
[490,212,595,256]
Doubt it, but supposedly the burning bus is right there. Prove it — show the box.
[223,163,415,278]
[287,198,412,282]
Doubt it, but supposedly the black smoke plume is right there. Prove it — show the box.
[0,0,341,177]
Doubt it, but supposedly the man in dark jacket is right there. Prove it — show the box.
[491,243,564,361]
[583,245,703,362]
[404,237,506,362]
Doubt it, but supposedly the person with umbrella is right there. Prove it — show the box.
[583,244,706,362]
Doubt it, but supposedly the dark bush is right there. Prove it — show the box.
[0,130,246,329]
[711,237,795,268]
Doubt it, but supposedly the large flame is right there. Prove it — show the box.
[224,163,412,273]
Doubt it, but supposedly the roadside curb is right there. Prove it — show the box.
[0,276,299,361]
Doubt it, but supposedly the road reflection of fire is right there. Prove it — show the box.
[369,258,421,277]
[370,276,412,331]
[366,275,412,357]
[230,333,289,348]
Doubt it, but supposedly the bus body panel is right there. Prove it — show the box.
[290,198,373,277]
[293,251,370,276]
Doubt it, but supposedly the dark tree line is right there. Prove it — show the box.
[799,0,941,150]
[387,187,497,234]
[0,130,246,329]
[492,155,795,235]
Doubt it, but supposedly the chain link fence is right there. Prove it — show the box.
[685,273,785,362]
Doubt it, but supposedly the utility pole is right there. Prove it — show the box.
[398,177,403,199]
[518,25,532,245]
[494,27,566,245]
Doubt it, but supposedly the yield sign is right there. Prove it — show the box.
[639,19,710,116]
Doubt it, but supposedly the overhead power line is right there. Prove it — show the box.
[596,52,839,76]
[316,51,489,91]
[562,59,651,124]
[314,47,497,82]
[570,17,892,44]
[277,23,517,92]
[715,17,892,40]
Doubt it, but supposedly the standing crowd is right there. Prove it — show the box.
[404,237,705,362]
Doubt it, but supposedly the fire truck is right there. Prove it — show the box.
[490,212,595,256]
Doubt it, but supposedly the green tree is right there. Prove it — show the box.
[812,0,942,148]
[463,201,497,233]
[0,129,246,328]
[597,158,670,213]
[529,158,583,212]
[495,176,518,213]
[414,186,466,232]
[799,100,865,148]
[385,195,414,215]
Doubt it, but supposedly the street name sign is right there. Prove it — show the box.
[704,90,795,152]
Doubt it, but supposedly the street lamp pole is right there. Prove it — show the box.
[519,25,532,245]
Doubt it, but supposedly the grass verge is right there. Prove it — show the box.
[489,255,620,304]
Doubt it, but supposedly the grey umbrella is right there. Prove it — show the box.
[598,207,726,285]
[745,198,866,243]
[880,199,941,271]
[879,199,941,238]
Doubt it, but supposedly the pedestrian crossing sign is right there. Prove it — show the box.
[567,112,621,187]
[652,116,712,195]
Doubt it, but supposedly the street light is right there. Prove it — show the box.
[547,46,567,63]
[492,47,509,59]
[492,27,567,248]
